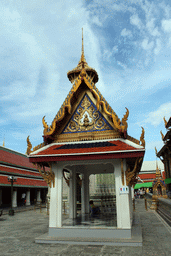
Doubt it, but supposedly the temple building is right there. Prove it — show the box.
[134,160,165,190]
[0,145,48,208]
[156,117,171,191]
[152,166,167,199]
[27,30,145,241]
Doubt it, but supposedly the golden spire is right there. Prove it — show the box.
[156,164,161,179]
[67,29,98,84]
[80,28,87,66]
[2,136,5,147]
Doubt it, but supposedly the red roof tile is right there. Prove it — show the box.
[0,175,47,187]
[0,147,36,169]
[0,165,41,177]
[138,174,156,179]
[33,140,139,156]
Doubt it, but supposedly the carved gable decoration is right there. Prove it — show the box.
[61,94,113,134]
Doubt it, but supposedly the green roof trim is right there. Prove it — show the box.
[0,184,48,188]
[164,178,171,184]
[0,170,43,180]
[0,161,38,172]
[134,182,153,189]
[134,178,171,189]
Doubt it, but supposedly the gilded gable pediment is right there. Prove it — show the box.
[62,94,113,135]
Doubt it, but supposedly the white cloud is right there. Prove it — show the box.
[144,102,171,126]
[141,38,154,50]
[0,0,103,123]
[130,14,143,30]
[103,46,118,61]
[117,61,127,70]
[154,39,161,55]
[146,18,160,37]
[91,16,103,27]
[146,140,164,151]
[162,19,171,33]
[121,28,132,37]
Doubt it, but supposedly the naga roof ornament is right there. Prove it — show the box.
[67,28,98,84]
[140,127,145,148]
[163,116,167,128]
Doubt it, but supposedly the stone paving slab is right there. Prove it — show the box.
[0,199,171,255]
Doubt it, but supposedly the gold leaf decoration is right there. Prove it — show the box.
[163,117,167,128]
[160,130,164,140]
[32,142,45,152]
[112,108,129,133]
[26,136,32,155]
[155,147,158,156]
[37,163,55,188]
[63,95,111,133]
[126,158,142,186]
[140,127,145,147]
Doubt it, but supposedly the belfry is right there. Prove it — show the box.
[27,30,145,242]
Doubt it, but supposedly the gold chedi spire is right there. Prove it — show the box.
[2,136,5,147]
[156,164,162,179]
[67,28,98,84]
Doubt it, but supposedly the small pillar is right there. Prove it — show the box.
[12,189,17,208]
[81,174,86,215]
[0,189,2,206]
[131,187,134,199]
[26,189,31,206]
[69,169,77,219]
[49,162,63,228]
[129,185,133,225]
[85,173,90,214]
[115,159,131,229]
[37,189,41,203]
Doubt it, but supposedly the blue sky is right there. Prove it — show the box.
[1,0,171,161]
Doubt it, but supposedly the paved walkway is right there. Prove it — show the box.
[0,199,171,255]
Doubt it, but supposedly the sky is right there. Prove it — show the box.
[1,0,171,162]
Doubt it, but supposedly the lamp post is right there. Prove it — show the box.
[8,176,17,216]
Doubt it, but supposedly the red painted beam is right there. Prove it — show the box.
[29,151,145,163]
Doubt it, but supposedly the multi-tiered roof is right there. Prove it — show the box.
[27,30,145,187]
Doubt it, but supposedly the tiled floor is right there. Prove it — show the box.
[63,213,117,227]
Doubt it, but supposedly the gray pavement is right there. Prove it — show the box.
[0,199,171,256]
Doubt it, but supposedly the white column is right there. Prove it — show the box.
[131,187,134,199]
[26,189,31,206]
[114,159,131,229]
[85,173,90,214]
[49,162,63,228]
[37,189,41,203]
[0,189,2,206]
[12,189,17,208]
[69,169,77,219]
[129,185,133,225]
[81,174,86,215]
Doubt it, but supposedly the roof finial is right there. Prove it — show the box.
[82,28,84,56]
[2,135,5,147]
[81,28,86,64]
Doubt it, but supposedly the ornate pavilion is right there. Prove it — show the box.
[27,31,145,240]
[156,117,171,192]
